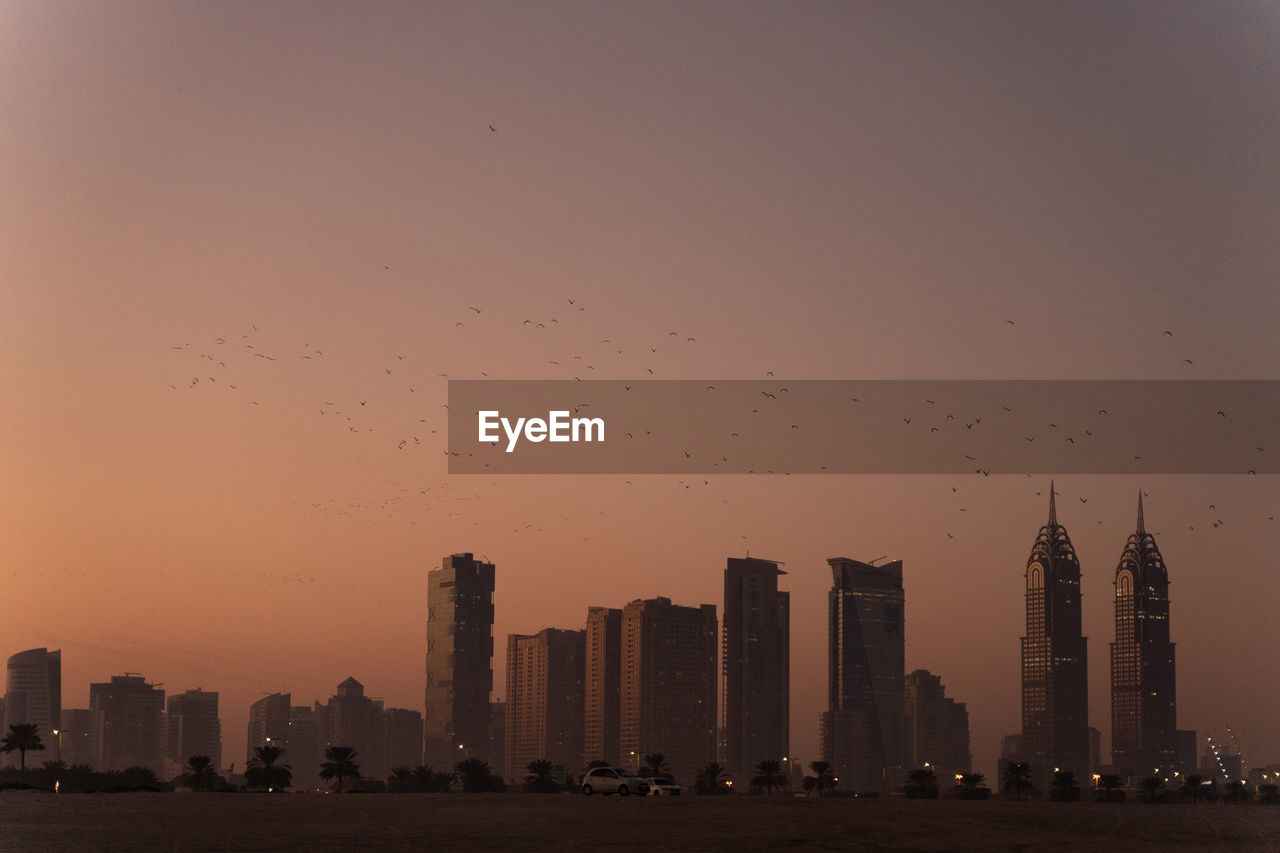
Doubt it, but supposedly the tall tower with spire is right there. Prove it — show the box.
[1020,483,1089,785]
[1110,493,1176,779]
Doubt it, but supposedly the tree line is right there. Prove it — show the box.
[5,725,1278,802]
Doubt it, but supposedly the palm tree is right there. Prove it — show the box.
[957,772,986,800]
[387,766,415,793]
[1180,773,1204,803]
[1139,775,1165,803]
[1002,761,1032,800]
[246,744,292,792]
[751,759,787,796]
[320,746,361,793]
[431,769,456,793]
[179,755,217,792]
[525,758,558,793]
[905,767,939,799]
[1097,773,1122,803]
[454,757,492,793]
[0,724,46,779]
[411,765,435,793]
[695,761,731,795]
[1050,769,1081,802]
[805,760,837,797]
[643,753,671,777]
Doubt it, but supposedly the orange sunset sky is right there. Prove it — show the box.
[3,1,1279,776]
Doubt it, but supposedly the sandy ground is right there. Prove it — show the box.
[2,791,1279,852]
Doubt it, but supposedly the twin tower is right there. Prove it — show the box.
[1021,484,1176,783]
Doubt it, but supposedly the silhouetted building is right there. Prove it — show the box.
[488,701,505,777]
[1175,729,1198,775]
[505,628,585,783]
[620,597,717,784]
[583,606,622,767]
[1111,494,1177,780]
[821,558,905,793]
[59,709,95,766]
[998,732,1026,784]
[904,669,970,779]
[1204,736,1244,783]
[245,692,320,787]
[1021,486,1089,786]
[89,674,165,774]
[1088,726,1102,777]
[286,705,321,789]
[246,692,291,766]
[723,557,790,782]
[3,648,61,770]
[425,553,495,768]
[164,689,221,781]
[384,707,424,774]
[317,677,386,781]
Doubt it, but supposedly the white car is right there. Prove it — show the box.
[644,777,683,796]
[580,767,651,796]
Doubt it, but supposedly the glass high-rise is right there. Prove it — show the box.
[424,553,495,767]
[821,558,905,793]
[1111,493,1177,779]
[1021,485,1089,785]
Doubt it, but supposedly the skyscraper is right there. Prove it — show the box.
[904,669,971,779]
[723,557,789,782]
[583,606,622,767]
[2,648,60,770]
[1021,485,1089,785]
[384,707,425,774]
[59,708,96,766]
[424,553,495,767]
[619,597,718,784]
[246,692,291,766]
[164,689,222,779]
[89,673,165,774]
[317,677,386,782]
[505,628,585,784]
[285,704,321,790]
[1111,493,1177,779]
[821,557,905,793]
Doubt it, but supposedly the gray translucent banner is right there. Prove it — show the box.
[446,380,1277,475]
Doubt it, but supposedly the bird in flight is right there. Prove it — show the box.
[489,124,497,132]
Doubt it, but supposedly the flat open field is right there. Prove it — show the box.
[3,792,1279,852]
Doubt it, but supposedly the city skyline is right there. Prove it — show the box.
[4,0,1278,789]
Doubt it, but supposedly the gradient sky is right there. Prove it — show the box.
[3,1,1279,777]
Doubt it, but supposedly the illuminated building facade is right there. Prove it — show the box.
[1111,493,1177,779]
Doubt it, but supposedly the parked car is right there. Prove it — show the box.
[644,777,683,796]
[580,767,651,796]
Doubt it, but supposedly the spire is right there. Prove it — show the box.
[1137,490,1145,535]
[1048,480,1057,526]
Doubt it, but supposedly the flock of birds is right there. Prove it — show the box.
[165,289,1271,554]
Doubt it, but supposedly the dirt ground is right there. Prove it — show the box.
[3,791,1279,852]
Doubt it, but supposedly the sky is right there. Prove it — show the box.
[3,1,1279,778]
